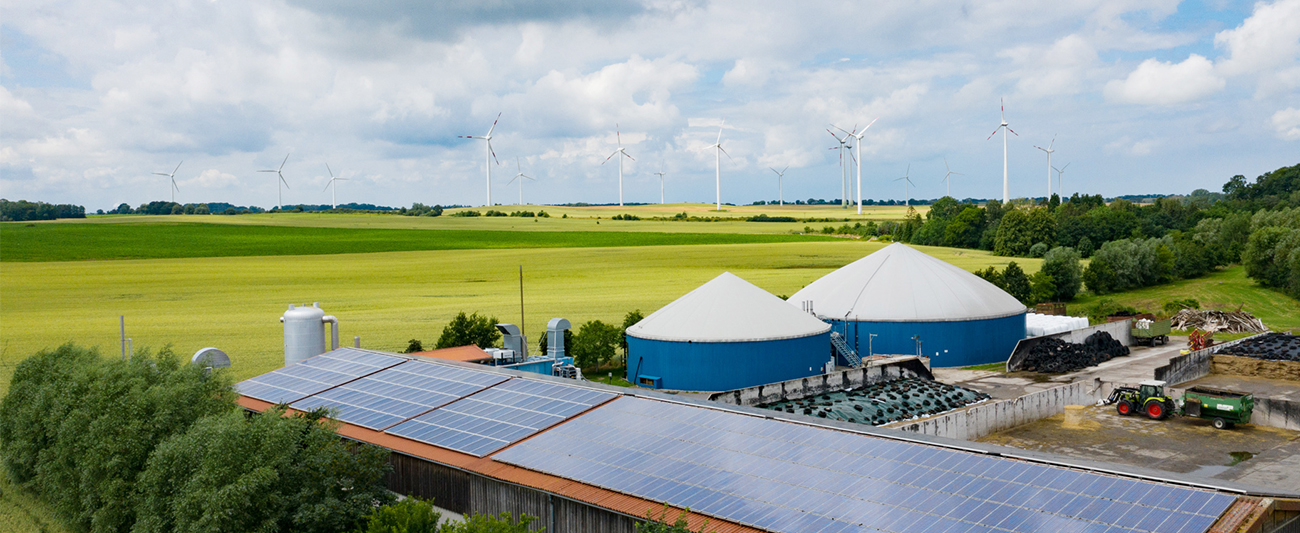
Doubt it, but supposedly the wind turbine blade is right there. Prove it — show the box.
[152,172,170,176]
[716,121,724,144]
[718,146,732,160]
[944,157,951,171]
[623,152,634,161]
[523,175,534,181]
[281,176,290,189]
[770,167,779,174]
[279,153,290,171]
[1049,135,1056,150]
[172,179,179,192]
[257,169,276,173]
[1007,126,1018,136]
[486,112,501,136]
[827,128,842,140]
[603,151,618,163]
[489,143,500,165]
[326,162,334,178]
[1000,98,1005,121]
[616,124,622,147]
[862,117,879,132]
[952,171,963,175]
[831,124,852,136]
[173,161,183,175]
[1061,163,1069,171]
[987,127,1001,140]
[324,181,333,192]
[780,166,788,174]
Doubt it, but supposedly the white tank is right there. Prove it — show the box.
[281,303,339,366]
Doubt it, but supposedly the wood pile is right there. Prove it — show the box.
[1169,309,1267,334]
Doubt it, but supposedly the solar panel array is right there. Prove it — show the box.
[495,397,1236,533]
[290,360,510,430]
[237,348,405,404]
[387,378,617,457]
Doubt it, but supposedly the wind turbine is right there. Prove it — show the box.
[941,158,963,198]
[987,98,1018,203]
[459,112,501,207]
[769,166,789,206]
[707,120,731,211]
[602,124,634,206]
[1054,163,1070,198]
[834,117,879,214]
[152,161,182,204]
[258,153,291,210]
[894,164,914,208]
[654,165,667,205]
[322,162,348,209]
[507,157,535,205]
[828,129,851,208]
[1034,136,1056,200]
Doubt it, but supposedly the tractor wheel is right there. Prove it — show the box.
[1146,401,1167,420]
[1212,417,1228,430]
[1117,400,1134,416]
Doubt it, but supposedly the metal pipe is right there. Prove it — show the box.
[322,315,339,351]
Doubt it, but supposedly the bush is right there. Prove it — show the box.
[351,497,442,533]
[620,310,645,362]
[1029,272,1056,305]
[612,214,641,220]
[1001,262,1032,303]
[1076,236,1094,258]
[1162,299,1200,315]
[1040,247,1082,301]
[135,407,394,533]
[442,513,537,533]
[450,210,481,217]
[405,339,425,353]
[637,504,710,533]
[537,329,572,357]
[484,210,507,217]
[1086,298,1140,323]
[435,312,501,349]
[1028,242,1049,258]
[0,344,235,532]
[571,320,621,370]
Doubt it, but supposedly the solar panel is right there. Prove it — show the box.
[495,397,1236,533]
[386,378,616,457]
[290,360,509,430]
[237,348,405,404]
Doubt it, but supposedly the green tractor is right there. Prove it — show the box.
[1107,380,1177,420]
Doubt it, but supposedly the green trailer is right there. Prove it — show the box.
[1181,386,1253,429]
[1131,319,1171,346]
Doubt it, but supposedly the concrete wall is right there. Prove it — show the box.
[1252,397,1300,432]
[707,356,933,406]
[1007,319,1134,372]
[1153,333,1269,385]
[884,381,1098,441]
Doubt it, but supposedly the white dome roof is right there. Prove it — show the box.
[788,243,1026,322]
[627,272,832,343]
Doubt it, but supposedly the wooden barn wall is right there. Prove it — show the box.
[469,475,550,531]
[553,495,638,533]
[385,453,471,514]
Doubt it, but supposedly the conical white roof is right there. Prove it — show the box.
[788,243,1026,322]
[627,272,832,343]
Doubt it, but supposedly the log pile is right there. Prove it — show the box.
[1169,309,1267,334]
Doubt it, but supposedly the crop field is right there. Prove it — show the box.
[0,222,835,262]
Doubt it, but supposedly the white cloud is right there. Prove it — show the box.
[1104,54,1225,105]
[183,169,241,188]
[1004,34,1101,98]
[1272,108,1300,140]
[1215,0,1300,75]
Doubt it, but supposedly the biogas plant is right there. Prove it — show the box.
[234,243,1300,533]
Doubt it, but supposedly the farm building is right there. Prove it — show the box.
[234,348,1281,533]
[789,243,1026,367]
[625,271,832,391]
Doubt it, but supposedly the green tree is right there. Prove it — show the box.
[1040,247,1082,301]
[1082,253,1117,295]
[1001,262,1032,303]
[435,312,501,349]
[1028,242,1049,258]
[943,207,986,248]
[404,339,425,353]
[0,344,235,533]
[636,505,711,533]
[571,320,620,370]
[1026,208,1057,248]
[620,309,646,361]
[134,406,394,533]
[441,513,537,533]
[993,209,1033,256]
[537,329,572,358]
[1029,271,1056,305]
[972,266,1005,290]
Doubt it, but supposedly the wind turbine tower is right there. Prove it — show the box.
[258,153,291,210]
[602,125,634,206]
[987,99,1017,203]
[508,157,535,205]
[459,112,502,206]
[769,166,788,206]
[894,164,914,208]
[834,117,879,214]
[941,158,963,198]
[322,162,348,209]
[1034,136,1056,200]
[828,129,851,208]
[1054,163,1070,198]
[707,120,731,211]
[655,165,667,205]
[152,161,182,204]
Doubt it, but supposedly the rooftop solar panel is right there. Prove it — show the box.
[290,360,510,430]
[386,378,616,457]
[236,348,405,404]
[494,397,1236,533]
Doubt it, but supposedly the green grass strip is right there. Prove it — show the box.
[1,222,835,262]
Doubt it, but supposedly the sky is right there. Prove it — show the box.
[1,0,1298,211]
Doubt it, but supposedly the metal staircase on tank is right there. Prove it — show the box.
[830,331,861,368]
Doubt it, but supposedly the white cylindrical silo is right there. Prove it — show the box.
[283,303,326,366]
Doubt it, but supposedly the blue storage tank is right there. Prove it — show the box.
[626,272,832,392]
[789,243,1027,367]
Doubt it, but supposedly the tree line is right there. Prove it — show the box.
[408,310,646,373]
[0,199,86,221]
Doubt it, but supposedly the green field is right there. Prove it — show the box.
[1067,267,1300,332]
[0,222,836,262]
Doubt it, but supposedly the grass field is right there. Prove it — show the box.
[1067,267,1300,332]
[0,222,836,262]
[0,239,1034,392]
[0,473,70,533]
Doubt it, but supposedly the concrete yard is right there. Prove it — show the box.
[977,403,1300,493]
[934,338,1190,400]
